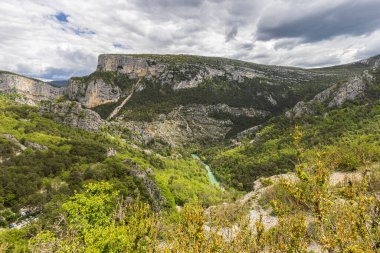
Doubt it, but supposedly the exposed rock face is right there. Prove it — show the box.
[285,101,313,118]
[4,54,378,146]
[208,103,270,118]
[235,125,262,141]
[97,54,161,78]
[14,96,37,106]
[286,70,376,118]
[121,104,270,147]
[24,141,48,151]
[67,78,121,108]
[97,54,267,91]
[3,134,26,151]
[327,75,368,107]
[124,158,166,211]
[41,101,105,131]
[0,72,64,100]
[77,54,346,144]
[106,148,117,157]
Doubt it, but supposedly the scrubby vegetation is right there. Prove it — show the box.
[2,128,380,252]
[1,55,380,252]
[209,76,380,191]
[120,73,343,123]
[0,95,236,233]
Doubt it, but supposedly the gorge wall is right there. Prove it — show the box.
[0,72,65,100]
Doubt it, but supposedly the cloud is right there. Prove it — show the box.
[225,25,238,42]
[0,0,379,80]
[256,0,380,42]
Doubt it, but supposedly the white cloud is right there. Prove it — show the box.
[0,0,379,80]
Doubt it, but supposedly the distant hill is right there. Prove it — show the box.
[49,80,69,87]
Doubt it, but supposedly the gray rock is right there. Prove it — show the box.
[14,96,37,106]
[121,103,270,147]
[41,101,105,131]
[24,141,48,151]
[236,125,262,140]
[123,159,166,211]
[0,72,64,100]
[2,134,26,151]
[67,78,121,108]
[286,71,375,118]
[107,148,117,157]
[327,75,367,107]
[98,54,161,78]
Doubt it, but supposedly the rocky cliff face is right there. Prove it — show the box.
[3,54,379,147]
[0,72,64,100]
[98,54,161,78]
[96,54,333,89]
[121,103,270,146]
[68,55,350,117]
[67,78,121,108]
[40,101,105,131]
[65,54,355,145]
[286,69,378,118]
[123,158,166,211]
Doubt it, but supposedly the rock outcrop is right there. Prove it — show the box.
[124,158,166,211]
[95,54,332,88]
[121,104,270,147]
[24,141,48,151]
[97,54,162,78]
[2,134,26,151]
[3,53,379,146]
[41,101,105,131]
[67,78,121,108]
[0,72,65,100]
[286,70,377,118]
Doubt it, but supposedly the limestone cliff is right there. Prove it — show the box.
[68,54,353,145]
[95,54,329,90]
[120,104,270,147]
[40,101,105,131]
[67,77,121,108]
[286,68,378,118]
[68,54,349,118]
[124,158,166,211]
[4,54,379,147]
[0,72,64,100]
[97,54,161,78]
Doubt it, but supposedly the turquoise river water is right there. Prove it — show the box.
[191,154,220,187]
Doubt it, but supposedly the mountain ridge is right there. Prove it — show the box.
[1,53,379,147]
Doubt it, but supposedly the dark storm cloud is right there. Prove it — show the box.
[129,0,205,19]
[257,0,380,42]
[241,42,254,51]
[274,39,302,50]
[35,67,89,80]
[139,0,204,8]
[225,25,238,42]
[252,53,270,60]
[1,0,380,80]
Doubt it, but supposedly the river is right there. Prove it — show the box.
[191,154,220,187]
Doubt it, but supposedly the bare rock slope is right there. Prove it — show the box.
[0,71,64,100]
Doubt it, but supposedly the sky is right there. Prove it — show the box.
[1,0,380,80]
